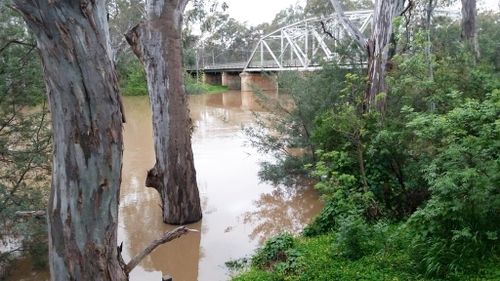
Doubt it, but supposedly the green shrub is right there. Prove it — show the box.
[334,215,371,260]
[251,233,304,275]
[406,90,500,277]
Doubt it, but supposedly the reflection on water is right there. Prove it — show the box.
[242,187,323,244]
[7,91,322,281]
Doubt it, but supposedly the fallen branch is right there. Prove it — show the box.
[124,226,198,274]
[15,210,46,218]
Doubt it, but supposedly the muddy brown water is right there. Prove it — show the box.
[7,91,323,281]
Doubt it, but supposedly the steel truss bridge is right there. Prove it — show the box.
[243,9,461,72]
[191,8,461,73]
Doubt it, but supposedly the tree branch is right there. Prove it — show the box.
[328,0,368,49]
[124,226,198,274]
[320,21,336,39]
[0,40,35,54]
[15,210,46,218]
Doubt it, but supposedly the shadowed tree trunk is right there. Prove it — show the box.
[329,0,407,111]
[11,0,127,280]
[125,0,202,225]
[461,0,480,61]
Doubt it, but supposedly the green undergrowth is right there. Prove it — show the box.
[185,80,229,95]
[232,231,500,281]
[118,59,228,96]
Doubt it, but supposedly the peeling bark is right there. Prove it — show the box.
[12,0,127,280]
[125,0,202,225]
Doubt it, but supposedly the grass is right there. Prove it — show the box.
[185,81,229,95]
[232,232,500,281]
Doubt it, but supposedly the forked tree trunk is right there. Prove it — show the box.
[125,0,202,225]
[365,0,406,111]
[329,0,407,111]
[12,0,127,280]
[461,0,480,61]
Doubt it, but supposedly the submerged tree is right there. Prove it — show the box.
[126,0,203,224]
[11,0,191,279]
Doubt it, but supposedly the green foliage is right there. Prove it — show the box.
[251,233,300,271]
[244,66,351,186]
[184,74,229,95]
[239,11,500,281]
[406,90,500,277]
[334,215,370,260]
[0,7,51,274]
[117,58,148,96]
[232,269,279,281]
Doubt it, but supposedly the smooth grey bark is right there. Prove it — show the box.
[461,0,480,60]
[365,0,406,110]
[11,0,127,280]
[329,0,407,111]
[125,0,202,224]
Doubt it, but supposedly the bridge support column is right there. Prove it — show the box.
[222,72,241,90]
[240,72,277,92]
[203,72,222,85]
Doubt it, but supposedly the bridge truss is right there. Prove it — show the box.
[243,9,461,72]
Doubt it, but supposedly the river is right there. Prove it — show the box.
[7,91,322,281]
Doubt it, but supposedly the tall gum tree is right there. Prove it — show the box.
[461,0,480,61]
[12,0,193,279]
[11,0,128,279]
[329,0,408,111]
[125,0,202,225]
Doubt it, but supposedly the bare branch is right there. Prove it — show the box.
[320,21,336,39]
[328,0,368,49]
[15,210,46,218]
[0,39,35,54]
[124,226,198,274]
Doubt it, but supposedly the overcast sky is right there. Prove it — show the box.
[223,0,500,26]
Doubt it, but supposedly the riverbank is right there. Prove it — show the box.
[232,225,500,281]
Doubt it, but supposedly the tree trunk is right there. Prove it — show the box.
[125,0,202,225]
[365,0,406,111]
[330,0,407,111]
[461,0,480,61]
[12,0,127,280]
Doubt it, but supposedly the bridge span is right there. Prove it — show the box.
[186,9,460,91]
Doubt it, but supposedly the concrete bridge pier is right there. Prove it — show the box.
[240,72,277,92]
[222,72,241,90]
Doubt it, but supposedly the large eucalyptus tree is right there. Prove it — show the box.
[11,0,128,279]
[126,0,202,224]
[11,0,191,279]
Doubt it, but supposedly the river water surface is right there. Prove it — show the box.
[8,91,322,281]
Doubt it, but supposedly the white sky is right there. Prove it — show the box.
[224,0,500,26]
[223,0,307,26]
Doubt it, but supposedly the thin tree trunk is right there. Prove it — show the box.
[125,0,202,225]
[12,0,127,280]
[330,0,407,111]
[365,0,406,111]
[461,0,480,61]
[425,0,436,81]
